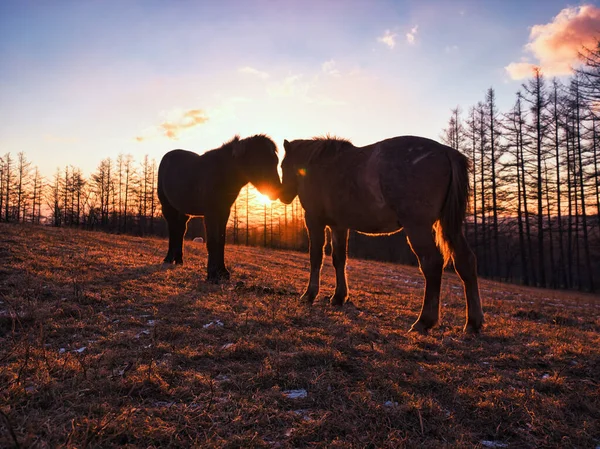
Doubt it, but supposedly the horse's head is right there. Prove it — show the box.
[280,139,300,205]
[233,135,281,200]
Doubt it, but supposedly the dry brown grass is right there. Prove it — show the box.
[1,222,599,448]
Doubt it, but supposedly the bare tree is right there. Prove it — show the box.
[30,167,43,224]
[14,152,31,222]
[504,93,530,285]
[49,167,62,227]
[569,77,594,291]
[523,67,550,287]
[486,88,501,275]
[549,79,568,287]
[3,153,14,221]
[576,40,600,105]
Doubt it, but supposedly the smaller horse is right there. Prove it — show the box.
[280,136,484,333]
[158,134,281,282]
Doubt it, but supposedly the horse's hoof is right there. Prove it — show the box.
[463,317,484,334]
[206,274,220,284]
[409,319,435,335]
[300,294,315,305]
[328,295,346,307]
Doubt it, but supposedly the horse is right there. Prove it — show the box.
[279,136,484,333]
[158,134,281,283]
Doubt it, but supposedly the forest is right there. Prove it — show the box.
[438,45,600,292]
[1,46,599,292]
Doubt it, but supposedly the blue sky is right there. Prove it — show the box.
[1,0,599,178]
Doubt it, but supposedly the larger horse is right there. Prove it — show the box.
[280,136,484,333]
[158,134,281,283]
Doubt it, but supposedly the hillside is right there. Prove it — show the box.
[1,222,599,448]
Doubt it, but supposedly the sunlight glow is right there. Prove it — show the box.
[257,193,273,206]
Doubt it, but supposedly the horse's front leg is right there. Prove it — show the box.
[215,209,232,280]
[205,210,230,283]
[301,217,326,304]
[328,226,349,306]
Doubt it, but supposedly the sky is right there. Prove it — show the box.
[1,0,600,179]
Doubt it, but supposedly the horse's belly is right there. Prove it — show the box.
[337,207,400,235]
[354,218,401,235]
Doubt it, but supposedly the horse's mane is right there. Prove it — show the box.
[312,135,352,145]
[220,134,278,155]
[309,135,353,161]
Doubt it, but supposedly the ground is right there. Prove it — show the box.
[0,222,599,448]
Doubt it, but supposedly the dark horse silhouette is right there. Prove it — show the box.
[280,136,484,333]
[158,135,281,282]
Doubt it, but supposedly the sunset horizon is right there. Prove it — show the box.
[3,0,599,179]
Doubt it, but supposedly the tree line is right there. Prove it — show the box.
[0,151,309,248]
[2,46,599,292]
[440,45,600,292]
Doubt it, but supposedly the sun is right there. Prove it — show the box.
[257,193,273,206]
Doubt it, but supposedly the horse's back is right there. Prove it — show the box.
[159,149,201,172]
[373,136,457,224]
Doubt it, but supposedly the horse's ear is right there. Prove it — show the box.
[283,139,290,149]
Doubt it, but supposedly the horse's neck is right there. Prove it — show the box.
[203,148,247,193]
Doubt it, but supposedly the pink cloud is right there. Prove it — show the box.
[159,109,209,139]
[506,5,600,80]
[505,62,539,80]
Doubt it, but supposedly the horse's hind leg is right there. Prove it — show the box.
[451,233,484,333]
[404,225,444,333]
[329,226,349,306]
[301,217,326,303]
[162,201,189,264]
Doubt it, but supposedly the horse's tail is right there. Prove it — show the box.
[434,148,470,267]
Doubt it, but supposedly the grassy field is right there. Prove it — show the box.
[1,222,599,448]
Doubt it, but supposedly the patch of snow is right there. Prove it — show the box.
[147,320,156,326]
[203,320,224,329]
[283,389,307,399]
[542,373,550,380]
[58,348,66,354]
[135,330,150,338]
[73,347,86,353]
[481,441,508,448]
[384,400,398,407]
[292,409,311,421]
[153,401,175,408]
[221,343,234,350]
